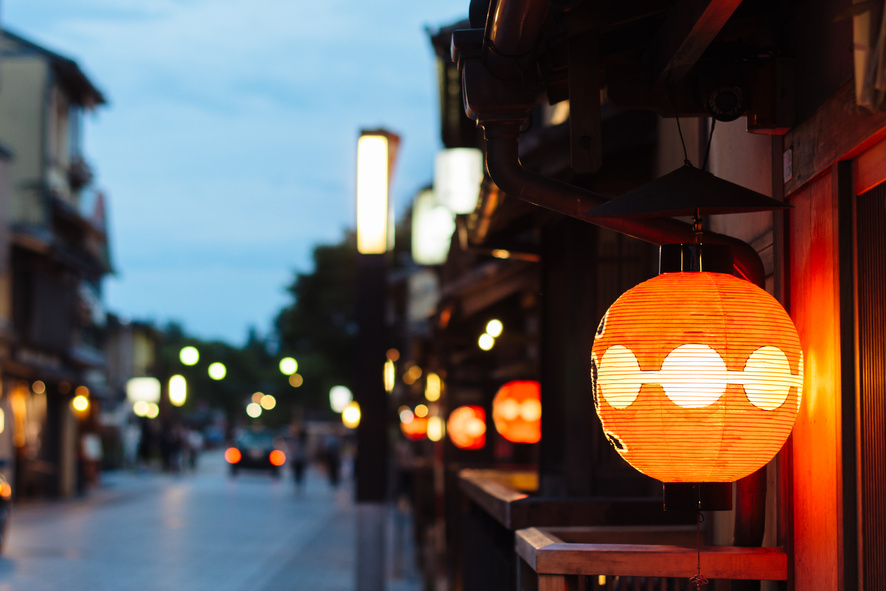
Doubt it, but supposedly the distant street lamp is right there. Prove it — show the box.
[354,128,399,591]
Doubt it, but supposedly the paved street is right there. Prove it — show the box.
[0,450,421,591]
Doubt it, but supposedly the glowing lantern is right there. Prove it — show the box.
[401,415,429,441]
[447,405,486,450]
[591,271,803,483]
[492,380,541,444]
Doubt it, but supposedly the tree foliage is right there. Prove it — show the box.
[275,232,358,417]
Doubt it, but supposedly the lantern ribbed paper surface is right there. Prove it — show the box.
[492,380,542,444]
[591,272,803,483]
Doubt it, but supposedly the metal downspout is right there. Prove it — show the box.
[482,122,766,286]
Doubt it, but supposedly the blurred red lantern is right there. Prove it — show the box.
[400,416,429,441]
[447,405,486,450]
[492,380,541,444]
[591,271,803,483]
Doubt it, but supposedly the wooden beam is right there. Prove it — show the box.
[650,0,743,83]
[785,81,886,195]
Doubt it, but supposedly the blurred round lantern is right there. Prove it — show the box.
[492,380,541,444]
[591,270,803,483]
[401,415,429,441]
[447,405,486,450]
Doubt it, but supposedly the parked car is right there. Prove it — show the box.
[225,430,286,477]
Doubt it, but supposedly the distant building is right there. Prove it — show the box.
[0,29,112,498]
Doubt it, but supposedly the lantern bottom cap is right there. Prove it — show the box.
[662,482,733,512]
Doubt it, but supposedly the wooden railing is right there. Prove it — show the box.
[456,469,695,591]
[515,526,788,591]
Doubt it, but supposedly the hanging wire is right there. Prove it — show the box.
[666,79,692,166]
[689,488,709,590]
[701,118,717,171]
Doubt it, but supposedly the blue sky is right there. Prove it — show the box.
[3,0,468,345]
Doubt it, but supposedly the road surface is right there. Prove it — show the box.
[0,450,418,591]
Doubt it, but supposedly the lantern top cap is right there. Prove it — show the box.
[586,164,790,218]
[659,243,734,274]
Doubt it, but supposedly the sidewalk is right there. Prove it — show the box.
[248,483,424,591]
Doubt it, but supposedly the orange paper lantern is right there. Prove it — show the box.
[492,380,541,444]
[401,416,429,441]
[447,405,486,450]
[591,271,803,483]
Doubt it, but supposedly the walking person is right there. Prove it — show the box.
[291,430,308,495]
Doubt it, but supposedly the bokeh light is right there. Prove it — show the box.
[169,375,187,406]
[289,374,304,388]
[208,362,227,380]
[342,401,361,429]
[384,359,396,393]
[478,333,495,351]
[425,372,442,402]
[427,416,444,442]
[279,357,298,375]
[260,394,277,410]
[72,395,90,412]
[329,386,353,413]
[486,319,503,338]
[179,346,199,366]
[133,400,149,417]
[246,402,262,418]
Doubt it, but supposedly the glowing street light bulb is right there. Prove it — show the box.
[279,357,298,375]
[179,346,199,366]
[208,362,227,380]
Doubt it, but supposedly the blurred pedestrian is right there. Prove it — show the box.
[325,435,341,488]
[291,430,308,495]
